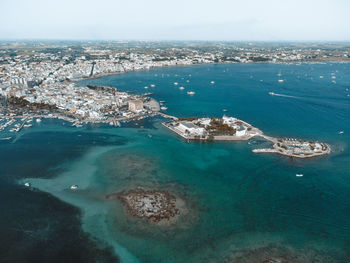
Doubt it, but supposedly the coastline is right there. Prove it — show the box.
[73,59,350,84]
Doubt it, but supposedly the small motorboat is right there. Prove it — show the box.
[24,182,31,187]
[150,84,155,87]
[338,131,344,134]
[174,82,178,86]
[70,185,78,190]
[296,174,303,177]
[187,91,195,95]
[210,81,215,84]
[179,86,185,90]
[278,79,284,83]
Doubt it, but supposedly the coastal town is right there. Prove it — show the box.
[0,41,334,158]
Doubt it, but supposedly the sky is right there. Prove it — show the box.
[1,0,350,41]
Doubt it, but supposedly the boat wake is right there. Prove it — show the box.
[269,92,299,99]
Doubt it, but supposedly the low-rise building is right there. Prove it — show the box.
[128,100,143,113]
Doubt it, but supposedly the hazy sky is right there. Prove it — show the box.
[1,0,349,41]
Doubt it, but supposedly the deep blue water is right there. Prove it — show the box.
[1,63,350,263]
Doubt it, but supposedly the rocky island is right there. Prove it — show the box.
[107,189,180,223]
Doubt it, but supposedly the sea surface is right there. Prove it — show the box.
[1,63,350,263]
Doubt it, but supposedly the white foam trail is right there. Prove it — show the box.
[271,93,299,99]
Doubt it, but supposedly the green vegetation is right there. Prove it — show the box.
[7,96,57,110]
[208,118,236,134]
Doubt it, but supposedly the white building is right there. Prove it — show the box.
[177,121,205,136]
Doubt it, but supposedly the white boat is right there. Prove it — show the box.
[160,106,168,110]
[36,118,41,123]
[179,86,185,90]
[174,82,178,86]
[278,79,284,83]
[24,182,31,187]
[320,76,324,78]
[269,92,275,96]
[296,174,303,177]
[70,185,78,190]
[186,80,190,83]
[187,91,195,95]
[144,86,148,89]
[210,81,215,84]
[338,131,344,134]
[150,84,155,88]
[222,109,227,112]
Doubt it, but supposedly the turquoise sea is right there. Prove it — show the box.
[1,63,350,262]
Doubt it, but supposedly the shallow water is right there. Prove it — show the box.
[1,63,350,262]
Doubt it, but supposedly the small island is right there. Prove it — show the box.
[252,137,330,158]
[163,115,263,141]
[107,189,180,223]
[163,116,331,158]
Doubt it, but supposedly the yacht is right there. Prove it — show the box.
[174,82,178,86]
[36,118,41,123]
